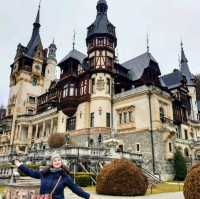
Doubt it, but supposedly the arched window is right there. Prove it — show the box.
[160,107,165,122]
[184,148,189,157]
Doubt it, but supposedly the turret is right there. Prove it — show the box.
[43,40,57,92]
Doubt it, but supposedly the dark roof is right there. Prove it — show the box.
[86,0,116,42]
[26,34,42,57]
[49,79,59,89]
[180,47,195,86]
[121,52,158,81]
[59,49,87,66]
[160,69,184,89]
[25,6,42,57]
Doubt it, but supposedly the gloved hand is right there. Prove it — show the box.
[14,159,22,167]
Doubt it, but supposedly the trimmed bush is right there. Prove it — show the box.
[173,150,187,181]
[75,173,96,187]
[183,163,200,199]
[96,159,148,196]
[48,133,66,149]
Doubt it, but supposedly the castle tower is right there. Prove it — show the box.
[86,0,117,128]
[7,4,47,117]
[43,40,57,92]
[180,42,198,120]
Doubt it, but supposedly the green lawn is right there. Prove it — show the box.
[146,182,184,195]
[0,186,6,193]
[84,182,184,195]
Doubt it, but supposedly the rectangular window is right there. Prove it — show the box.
[106,78,111,94]
[129,111,133,122]
[119,113,122,124]
[136,143,140,152]
[106,113,111,127]
[90,113,94,127]
[124,112,127,123]
[97,38,104,46]
[63,85,68,97]
[29,96,36,104]
[169,142,172,152]
[185,130,188,140]
[66,117,76,131]
[69,84,74,96]
[80,82,84,96]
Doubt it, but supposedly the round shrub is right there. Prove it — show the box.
[96,159,148,196]
[183,163,200,199]
[47,133,67,149]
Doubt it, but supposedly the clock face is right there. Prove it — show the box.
[35,64,42,70]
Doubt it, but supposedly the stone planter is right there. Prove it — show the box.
[5,183,39,199]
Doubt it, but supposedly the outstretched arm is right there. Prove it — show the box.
[15,159,41,179]
[64,175,94,199]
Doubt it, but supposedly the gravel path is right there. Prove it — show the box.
[65,190,184,199]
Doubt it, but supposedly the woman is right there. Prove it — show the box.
[15,153,94,199]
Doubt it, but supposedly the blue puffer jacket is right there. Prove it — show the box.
[18,165,90,199]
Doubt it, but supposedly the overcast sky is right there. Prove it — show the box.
[0,0,200,106]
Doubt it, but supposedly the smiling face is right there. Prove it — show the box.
[52,157,62,169]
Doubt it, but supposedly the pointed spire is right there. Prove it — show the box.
[178,54,181,69]
[146,33,150,53]
[25,1,43,57]
[72,30,76,50]
[181,41,188,63]
[180,41,194,85]
[34,0,41,27]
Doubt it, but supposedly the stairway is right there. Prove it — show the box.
[142,168,162,185]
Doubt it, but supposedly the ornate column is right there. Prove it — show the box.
[27,125,33,145]
[35,124,39,139]
[50,119,53,135]
[42,121,46,138]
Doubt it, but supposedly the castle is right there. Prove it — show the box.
[0,0,200,181]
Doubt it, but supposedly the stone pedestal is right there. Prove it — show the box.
[5,183,39,199]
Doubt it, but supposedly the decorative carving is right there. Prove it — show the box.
[96,77,105,91]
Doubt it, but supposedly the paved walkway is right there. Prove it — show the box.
[65,190,184,199]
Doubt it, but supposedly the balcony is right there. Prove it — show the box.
[176,138,193,146]
[160,117,177,133]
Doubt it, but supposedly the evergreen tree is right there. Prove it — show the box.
[174,150,187,181]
